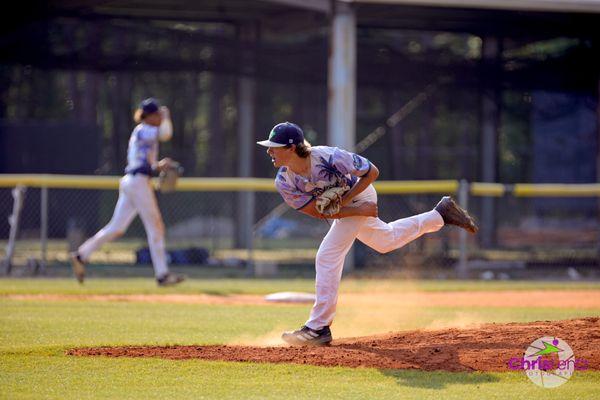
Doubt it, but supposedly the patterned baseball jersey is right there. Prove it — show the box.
[125,123,161,175]
[275,146,371,210]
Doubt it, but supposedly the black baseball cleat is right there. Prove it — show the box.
[156,273,186,287]
[70,252,86,284]
[282,325,332,346]
[435,196,478,234]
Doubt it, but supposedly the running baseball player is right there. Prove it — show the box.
[70,98,185,286]
[257,122,478,346]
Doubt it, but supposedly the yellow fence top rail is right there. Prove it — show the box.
[470,182,505,197]
[176,178,276,192]
[374,180,459,194]
[0,174,461,193]
[1,174,599,197]
[513,183,600,197]
[0,174,277,191]
[0,174,121,189]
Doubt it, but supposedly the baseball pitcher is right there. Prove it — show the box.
[257,122,478,346]
[70,98,184,286]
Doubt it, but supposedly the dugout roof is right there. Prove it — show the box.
[9,0,600,37]
[3,0,599,92]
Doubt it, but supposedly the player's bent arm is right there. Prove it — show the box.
[340,162,379,207]
[299,199,378,220]
[298,198,326,219]
[330,202,378,219]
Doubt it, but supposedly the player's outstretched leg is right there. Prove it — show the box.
[282,325,332,346]
[69,191,137,284]
[434,196,478,234]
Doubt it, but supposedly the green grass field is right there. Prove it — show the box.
[1,278,599,399]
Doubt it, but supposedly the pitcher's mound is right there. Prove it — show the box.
[68,317,599,372]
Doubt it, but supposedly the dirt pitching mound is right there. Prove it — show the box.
[68,317,600,372]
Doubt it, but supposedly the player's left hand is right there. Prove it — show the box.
[157,159,183,193]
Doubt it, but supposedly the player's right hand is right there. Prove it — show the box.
[159,106,170,118]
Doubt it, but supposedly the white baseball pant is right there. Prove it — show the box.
[77,174,169,278]
[305,185,444,329]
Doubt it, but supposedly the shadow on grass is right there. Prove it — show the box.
[381,369,501,389]
[200,289,246,296]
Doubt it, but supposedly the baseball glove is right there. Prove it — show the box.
[157,161,182,193]
[315,186,347,216]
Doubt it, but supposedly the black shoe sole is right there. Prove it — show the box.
[436,197,478,234]
[281,334,332,347]
[452,201,478,234]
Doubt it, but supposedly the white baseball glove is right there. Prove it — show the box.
[315,186,347,216]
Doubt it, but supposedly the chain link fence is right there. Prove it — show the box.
[465,194,600,280]
[1,180,599,279]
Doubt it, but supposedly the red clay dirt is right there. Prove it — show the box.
[68,317,600,372]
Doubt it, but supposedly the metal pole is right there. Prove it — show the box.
[480,36,501,248]
[597,78,600,266]
[457,179,469,278]
[236,22,257,275]
[236,76,256,250]
[245,190,256,277]
[237,78,256,275]
[40,186,48,274]
[328,1,356,272]
[327,1,356,151]
[3,186,26,275]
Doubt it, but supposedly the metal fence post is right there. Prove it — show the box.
[329,2,356,274]
[3,185,27,275]
[457,179,470,278]
[245,190,255,277]
[40,186,48,274]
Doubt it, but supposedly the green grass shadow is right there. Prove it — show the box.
[381,369,500,389]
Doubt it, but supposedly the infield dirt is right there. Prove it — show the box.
[9,290,600,308]
[68,317,599,372]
